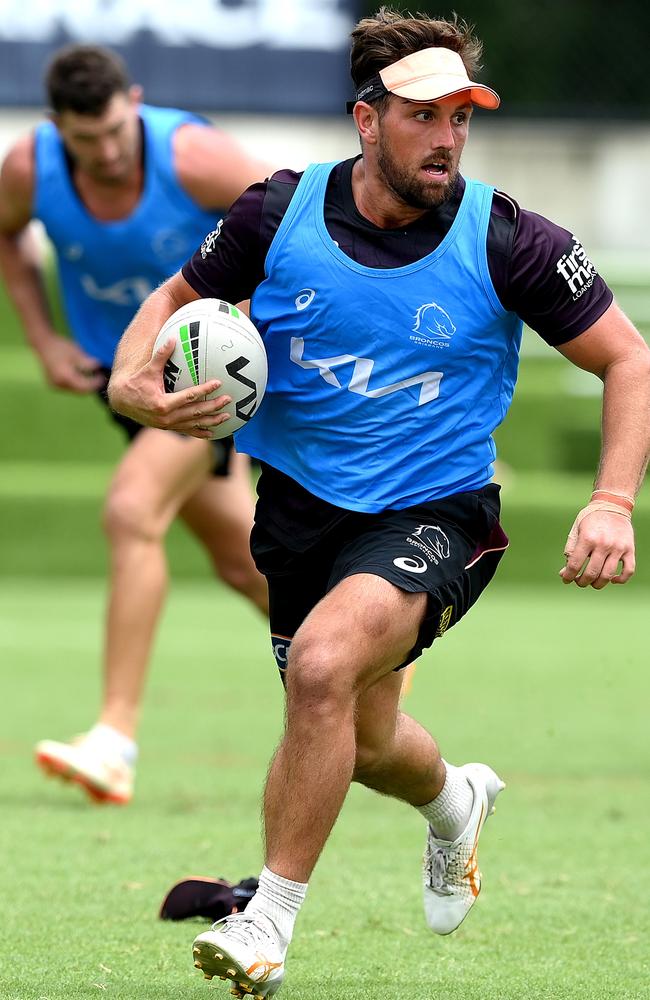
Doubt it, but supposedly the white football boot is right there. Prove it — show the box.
[192,911,285,998]
[35,735,134,804]
[423,762,505,935]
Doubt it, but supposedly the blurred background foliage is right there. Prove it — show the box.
[359,0,650,117]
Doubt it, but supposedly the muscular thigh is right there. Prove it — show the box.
[106,427,214,531]
[180,451,256,558]
[251,523,426,684]
[292,573,427,689]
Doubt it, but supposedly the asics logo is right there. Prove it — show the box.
[295,288,316,311]
[290,337,442,406]
[393,555,428,574]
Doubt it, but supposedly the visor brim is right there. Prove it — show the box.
[390,81,500,110]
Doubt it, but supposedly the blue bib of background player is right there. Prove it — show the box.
[34,105,219,367]
[241,162,523,512]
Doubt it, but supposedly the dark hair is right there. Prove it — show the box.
[350,7,483,114]
[45,45,131,115]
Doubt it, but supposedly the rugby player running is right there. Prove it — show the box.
[107,9,650,995]
[0,45,270,805]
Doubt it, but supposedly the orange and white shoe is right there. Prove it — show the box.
[192,912,285,998]
[423,762,505,935]
[34,735,134,804]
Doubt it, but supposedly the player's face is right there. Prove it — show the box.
[55,90,142,185]
[375,93,472,209]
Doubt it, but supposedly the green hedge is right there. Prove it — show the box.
[1,277,648,584]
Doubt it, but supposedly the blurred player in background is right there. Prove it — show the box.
[109,7,649,996]
[0,45,270,805]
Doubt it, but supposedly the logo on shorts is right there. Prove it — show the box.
[435,604,454,638]
[411,301,456,349]
[393,525,450,573]
[393,554,428,574]
[555,237,597,301]
[409,524,450,565]
[271,635,291,672]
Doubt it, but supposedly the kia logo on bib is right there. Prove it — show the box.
[290,337,442,406]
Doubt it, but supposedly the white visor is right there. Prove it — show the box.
[378,47,500,110]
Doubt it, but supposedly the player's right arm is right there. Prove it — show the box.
[109,174,286,436]
[0,134,103,393]
[107,271,232,438]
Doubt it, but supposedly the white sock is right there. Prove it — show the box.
[245,866,308,951]
[84,724,138,766]
[416,760,473,841]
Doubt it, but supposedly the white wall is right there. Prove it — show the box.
[3,109,650,256]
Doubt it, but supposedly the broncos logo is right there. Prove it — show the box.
[412,524,451,561]
[412,301,456,340]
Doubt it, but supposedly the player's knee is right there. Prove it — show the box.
[212,557,259,597]
[103,486,162,545]
[285,636,351,713]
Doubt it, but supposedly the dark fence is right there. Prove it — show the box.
[0,0,355,114]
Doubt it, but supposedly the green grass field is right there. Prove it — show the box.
[1,259,649,998]
[1,576,648,1000]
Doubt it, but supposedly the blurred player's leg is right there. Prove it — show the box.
[35,429,265,803]
[179,450,268,615]
[100,429,216,741]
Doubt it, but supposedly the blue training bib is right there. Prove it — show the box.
[240,161,523,511]
[34,104,220,367]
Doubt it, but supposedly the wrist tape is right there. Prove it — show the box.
[567,501,632,548]
[591,489,635,513]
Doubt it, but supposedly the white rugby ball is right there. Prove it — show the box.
[153,298,267,439]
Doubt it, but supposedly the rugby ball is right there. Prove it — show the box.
[153,298,267,439]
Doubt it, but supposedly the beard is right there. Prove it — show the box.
[377,138,458,210]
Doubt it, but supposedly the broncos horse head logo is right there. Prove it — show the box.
[412,301,456,340]
[412,524,451,560]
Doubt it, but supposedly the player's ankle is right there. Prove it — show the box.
[244,865,308,950]
[416,759,474,841]
[86,723,138,766]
